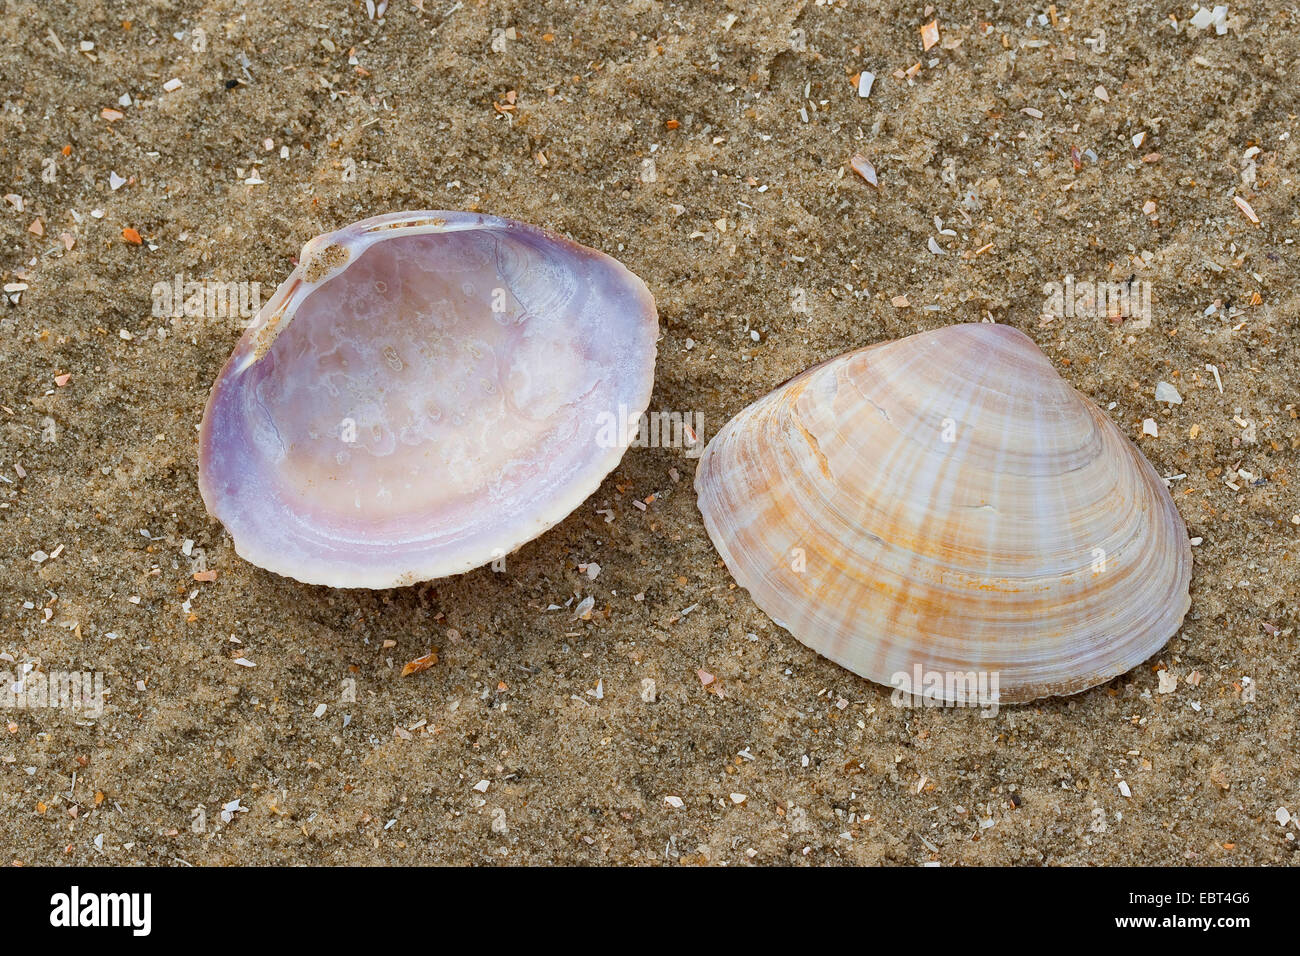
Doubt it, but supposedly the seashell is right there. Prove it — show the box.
[694,323,1191,704]
[199,211,657,588]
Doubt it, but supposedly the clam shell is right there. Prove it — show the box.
[200,211,657,588]
[694,323,1191,704]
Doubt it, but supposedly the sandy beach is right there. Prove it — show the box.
[1,0,1296,865]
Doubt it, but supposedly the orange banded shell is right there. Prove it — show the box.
[694,323,1192,704]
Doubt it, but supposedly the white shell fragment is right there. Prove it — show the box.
[200,211,658,588]
[1155,381,1183,404]
[694,324,1192,704]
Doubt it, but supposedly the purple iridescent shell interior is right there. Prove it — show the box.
[199,211,658,588]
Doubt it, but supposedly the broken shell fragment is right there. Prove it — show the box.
[694,323,1192,704]
[849,154,878,187]
[199,211,658,588]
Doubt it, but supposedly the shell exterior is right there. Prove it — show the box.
[694,323,1191,704]
[200,211,658,588]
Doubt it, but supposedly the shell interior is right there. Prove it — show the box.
[199,211,658,588]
